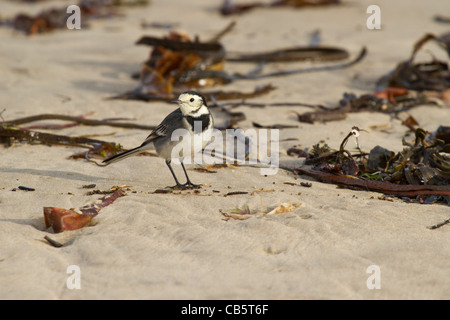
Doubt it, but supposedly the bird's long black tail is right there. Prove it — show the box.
[102,145,145,165]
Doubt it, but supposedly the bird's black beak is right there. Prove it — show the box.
[171,99,182,104]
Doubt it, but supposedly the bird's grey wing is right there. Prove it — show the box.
[140,109,182,147]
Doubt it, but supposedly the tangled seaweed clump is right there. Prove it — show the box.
[288,127,450,205]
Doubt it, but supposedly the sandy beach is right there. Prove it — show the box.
[0,0,449,300]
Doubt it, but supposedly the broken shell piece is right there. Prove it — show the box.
[266,203,301,215]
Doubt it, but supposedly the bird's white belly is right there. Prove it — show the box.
[159,128,212,163]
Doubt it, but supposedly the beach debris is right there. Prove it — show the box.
[285,127,450,204]
[84,185,132,195]
[220,204,253,220]
[43,235,64,248]
[193,163,236,173]
[2,113,156,131]
[82,184,97,189]
[0,125,120,150]
[226,46,349,63]
[2,0,149,35]
[287,147,309,158]
[295,107,347,124]
[251,189,275,196]
[427,218,450,230]
[435,126,450,144]
[295,88,447,124]
[18,186,36,191]
[220,201,301,220]
[293,34,449,125]
[0,113,170,162]
[130,31,228,98]
[400,114,420,131]
[0,124,123,163]
[116,25,365,101]
[84,189,115,195]
[252,122,298,129]
[266,202,300,215]
[231,47,366,80]
[140,21,180,30]
[377,33,450,91]
[219,0,340,16]
[434,15,450,24]
[204,84,276,102]
[70,143,124,163]
[208,96,247,130]
[43,187,126,233]
[300,182,312,187]
[224,191,249,197]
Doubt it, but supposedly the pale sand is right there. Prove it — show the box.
[0,0,449,299]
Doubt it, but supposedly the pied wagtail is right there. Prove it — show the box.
[103,91,214,189]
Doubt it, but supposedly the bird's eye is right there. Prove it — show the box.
[190,98,195,102]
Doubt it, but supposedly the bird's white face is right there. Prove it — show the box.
[177,92,208,117]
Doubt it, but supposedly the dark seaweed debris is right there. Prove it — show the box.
[286,127,450,204]
[2,0,149,35]
[219,0,340,16]
[377,33,450,91]
[291,33,449,125]
[295,87,449,124]
[118,27,364,101]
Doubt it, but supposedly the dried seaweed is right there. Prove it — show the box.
[226,47,349,63]
[133,31,227,97]
[118,28,365,101]
[295,108,347,124]
[0,126,120,150]
[2,114,156,131]
[285,127,450,204]
[292,167,450,198]
[0,113,175,161]
[224,191,249,197]
[233,47,366,80]
[377,33,450,91]
[252,122,298,129]
[296,88,447,124]
[427,218,450,230]
[2,0,149,35]
[219,0,340,16]
[294,34,449,125]
[192,163,235,173]
[287,147,309,158]
[436,126,450,144]
[434,16,450,24]
[18,186,35,191]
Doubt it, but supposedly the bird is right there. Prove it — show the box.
[102,91,214,189]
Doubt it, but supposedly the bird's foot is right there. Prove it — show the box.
[183,182,202,189]
[165,183,202,190]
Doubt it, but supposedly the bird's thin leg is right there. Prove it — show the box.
[165,159,184,189]
[181,160,202,189]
